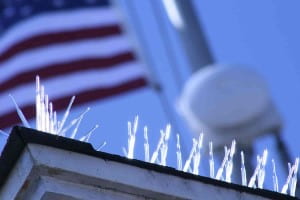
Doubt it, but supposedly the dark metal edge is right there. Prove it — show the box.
[0,126,297,200]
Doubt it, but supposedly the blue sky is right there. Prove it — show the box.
[1,0,300,192]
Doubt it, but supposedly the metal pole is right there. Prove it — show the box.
[118,0,189,158]
[162,0,214,72]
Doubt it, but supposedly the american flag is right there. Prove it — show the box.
[0,0,148,129]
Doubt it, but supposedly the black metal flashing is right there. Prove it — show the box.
[0,126,297,200]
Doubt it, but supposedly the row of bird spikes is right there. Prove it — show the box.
[0,76,298,197]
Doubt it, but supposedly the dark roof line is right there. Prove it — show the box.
[0,126,297,200]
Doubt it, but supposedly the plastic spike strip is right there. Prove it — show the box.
[9,76,101,144]
[8,76,300,197]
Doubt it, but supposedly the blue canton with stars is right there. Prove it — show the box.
[0,0,109,34]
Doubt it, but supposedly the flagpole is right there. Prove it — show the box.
[115,0,189,157]
[148,2,186,89]
[155,0,255,180]
[161,0,214,72]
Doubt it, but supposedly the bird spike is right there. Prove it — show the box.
[248,154,263,188]
[150,129,165,163]
[57,96,75,135]
[241,151,247,186]
[97,141,107,151]
[225,140,236,183]
[35,76,41,130]
[183,138,198,172]
[126,116,139,159]
[272,159,279,192]
[290,157,299,196]
[9,94,30,128]
[160,124,171,166]
[176,134,183,170]
[209,141,214,178]
[144,126,150,162]
[257,149,268,189]
[79,124,99,143]
[215,146,230,180]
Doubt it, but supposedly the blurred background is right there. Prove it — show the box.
[0,0,299,194]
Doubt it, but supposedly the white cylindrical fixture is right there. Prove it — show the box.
[178,64,282,148]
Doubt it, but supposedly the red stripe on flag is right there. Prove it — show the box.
[0,51,135,93]
[0,77,147,129]
[0,24,122,63]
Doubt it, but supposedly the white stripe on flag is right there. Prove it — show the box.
[0,61,144,114]
[0,36,133,83]
[0,7,119,54]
